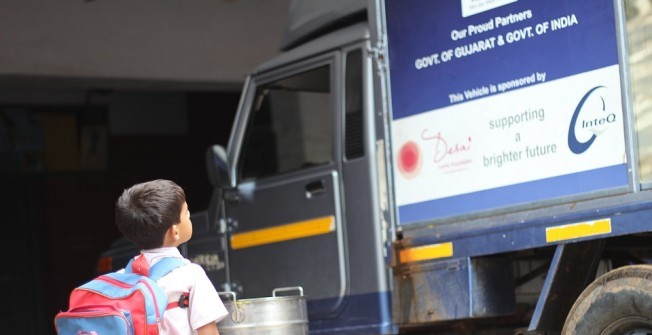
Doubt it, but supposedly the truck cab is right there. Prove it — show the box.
[213,20,393,332]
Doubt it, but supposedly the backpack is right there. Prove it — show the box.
[54,255,189,335]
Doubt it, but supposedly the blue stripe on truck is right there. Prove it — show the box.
[398,164,628,225]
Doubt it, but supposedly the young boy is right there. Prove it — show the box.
[115,179,228,335]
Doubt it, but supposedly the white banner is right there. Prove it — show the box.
[392,65,626,207]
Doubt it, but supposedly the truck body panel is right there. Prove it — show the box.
[384,0,631,226]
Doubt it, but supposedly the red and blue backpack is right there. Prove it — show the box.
[54,255,189,335]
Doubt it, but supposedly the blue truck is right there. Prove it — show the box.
[100,0,652,333]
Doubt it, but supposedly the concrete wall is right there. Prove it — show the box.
[0,0,290,90]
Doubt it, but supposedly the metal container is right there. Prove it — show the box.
[217,287,309,335]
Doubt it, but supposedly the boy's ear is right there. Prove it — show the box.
[166,224,180,241]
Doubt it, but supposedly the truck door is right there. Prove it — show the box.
[224,54,346,317]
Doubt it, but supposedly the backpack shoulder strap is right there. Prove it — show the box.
[150,257,191,310]
[148,257,189,282]
[124,255,188,281]
[124,254,150,276]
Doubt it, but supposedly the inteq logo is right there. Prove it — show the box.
[567,86,617,154]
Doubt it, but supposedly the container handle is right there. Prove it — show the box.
[217,291,237,303]
[217,291,245,323]
[272,286,304,297]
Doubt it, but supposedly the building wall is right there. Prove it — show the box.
[0,0,290,89]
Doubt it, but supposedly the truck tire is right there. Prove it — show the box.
[561,265,652,335]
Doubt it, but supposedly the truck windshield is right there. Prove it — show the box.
[239,64,333,181]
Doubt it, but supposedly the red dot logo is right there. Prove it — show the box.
[398,141,421,178]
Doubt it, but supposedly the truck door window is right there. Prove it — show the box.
[345,49,364,160]
[239,65,332,181]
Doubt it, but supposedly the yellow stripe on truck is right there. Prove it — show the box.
[545,218,612,243]
[399,242,453,263]
[230,215,335,250]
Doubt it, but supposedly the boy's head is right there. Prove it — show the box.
[115,179,187,250]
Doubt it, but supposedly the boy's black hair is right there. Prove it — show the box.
[115,179,186,250]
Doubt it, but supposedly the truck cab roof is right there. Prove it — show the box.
[254,21,369,75]
[278,0,367,51]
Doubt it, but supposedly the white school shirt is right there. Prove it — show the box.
[138,247,228,335]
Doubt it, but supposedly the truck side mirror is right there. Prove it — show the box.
[206,145,231,189]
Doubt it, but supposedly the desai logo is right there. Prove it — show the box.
[396,130,473,179]
[397,141,422,179]
[567,86,617,154]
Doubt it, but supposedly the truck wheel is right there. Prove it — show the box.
[562,265,652,335]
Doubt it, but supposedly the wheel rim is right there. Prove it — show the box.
[601,316,652,335]
[623,330,652,335]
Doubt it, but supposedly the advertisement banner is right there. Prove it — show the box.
[385,0,628,224]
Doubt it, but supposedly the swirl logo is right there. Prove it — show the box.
[567,86,617,154]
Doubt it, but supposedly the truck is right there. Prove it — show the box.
[100,0,652,334]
